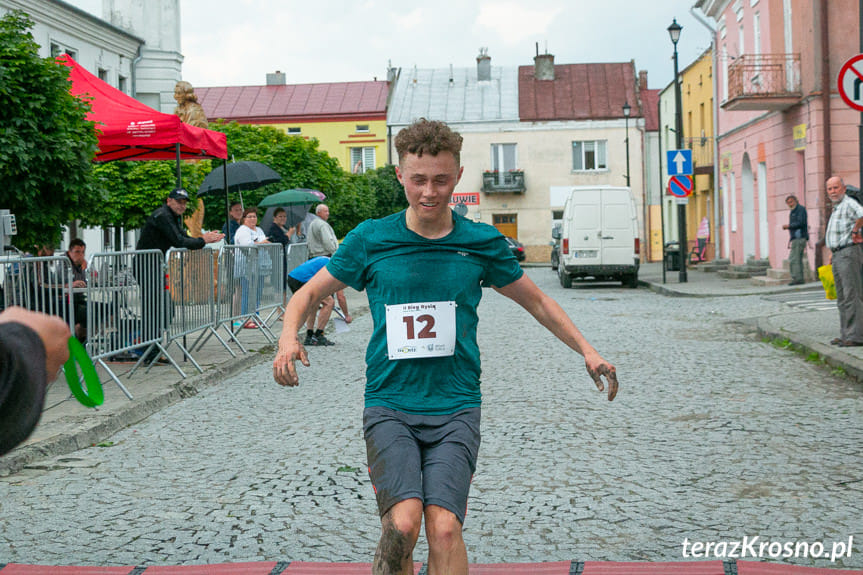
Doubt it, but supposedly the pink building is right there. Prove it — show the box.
[695,0,860,273]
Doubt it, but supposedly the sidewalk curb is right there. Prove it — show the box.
[639,280,706,297]
[640,279,815,298]
[0,345,275,477]
[735,316,863,385]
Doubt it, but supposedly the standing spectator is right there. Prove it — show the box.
[135,188,223,361]
[222,201,243,244]
[782,195,809,285]
[824,176,863,347]
[267,208,295,300]
[234,208,271,328]
[266,207,295,247]
[65,238,89,342]
[307,204,339,258]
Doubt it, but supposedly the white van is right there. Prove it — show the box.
[554,186,640,288]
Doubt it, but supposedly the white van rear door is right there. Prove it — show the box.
[569,188,602,264]
[600,188,635,266]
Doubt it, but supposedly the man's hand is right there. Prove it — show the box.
[273,338,310,387]
[343,313,353,324]
[0,307,70,380]
[202,231,225,243]
[584,350,618,401]
[72,280,86,289]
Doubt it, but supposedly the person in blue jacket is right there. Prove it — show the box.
[287,256,350,346]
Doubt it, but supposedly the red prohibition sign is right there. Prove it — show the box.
[668,175,693,198]
[838,54,863,112]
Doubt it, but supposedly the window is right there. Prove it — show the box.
[355,124,370,133]
[753,12,761,56]
[118,76,128,94]
[490,143,517,172]
[98,69,108,82]
[287,127,301,135]
[50,42,77,59]
[350,146,375,173]
[572,140,607,171]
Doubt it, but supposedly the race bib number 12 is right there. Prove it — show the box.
[385,301,457,360]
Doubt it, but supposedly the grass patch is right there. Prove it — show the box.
[765,336,848,379]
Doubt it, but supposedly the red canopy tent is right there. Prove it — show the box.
[57,54,227,162]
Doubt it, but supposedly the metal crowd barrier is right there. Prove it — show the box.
[252,242,284,336]
[1,255,76,332]
[0,244,290,403]
[85,249,172,397]
[285,242,309,274]
[165,247,235,373]
[208,245,259,353]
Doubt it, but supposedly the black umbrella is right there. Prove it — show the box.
[197,160,281,196]
[197,160,281,244]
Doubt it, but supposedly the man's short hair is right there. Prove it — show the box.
[786,195,798,203]
[68,238,86,249]
[315,204,328,216]
[230,201,242,209]
[273,207,286,217]
[395,118,463,166]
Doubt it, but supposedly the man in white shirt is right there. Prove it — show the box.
[307,204,339,258]
[824,176,863,347]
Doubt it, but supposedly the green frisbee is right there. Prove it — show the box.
[64,337,103,407]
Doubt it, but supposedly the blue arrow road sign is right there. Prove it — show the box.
[667,175,693,198]
[667,149,693,176]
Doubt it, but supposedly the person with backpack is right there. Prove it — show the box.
[782,195,809,285]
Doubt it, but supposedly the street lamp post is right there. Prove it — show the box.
[669,17,687,282]
[623,101,631,187]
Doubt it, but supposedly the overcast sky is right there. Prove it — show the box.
[66,0,712,93]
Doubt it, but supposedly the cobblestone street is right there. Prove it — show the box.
[1,269,861,569]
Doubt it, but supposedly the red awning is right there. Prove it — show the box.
[57,54,227,162]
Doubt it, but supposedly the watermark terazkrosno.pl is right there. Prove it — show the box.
[682,536,854,563]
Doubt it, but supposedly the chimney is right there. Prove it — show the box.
[477,47,491,81]
[638,70,648,90]
[534,43,554,81]
[266,71,286,86]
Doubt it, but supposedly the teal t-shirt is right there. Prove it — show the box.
[327,210,523,415]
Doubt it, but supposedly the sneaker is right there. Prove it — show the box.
[233,321,244,328]
[311,334,335,346]
[243,321,258,329]
[303,334,315,346]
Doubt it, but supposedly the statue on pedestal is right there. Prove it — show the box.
[173,80,208,237]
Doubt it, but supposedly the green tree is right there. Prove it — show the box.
[0,11,101,250]
[89,119,407,238]
[364,164,407,218]
[87,159,209,231]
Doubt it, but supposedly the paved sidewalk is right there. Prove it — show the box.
[636,261,863,382]
[3,261,861,477]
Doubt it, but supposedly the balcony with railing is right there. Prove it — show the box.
[723,53,802,111]
[482,170,526,193]
[684,136,714,174]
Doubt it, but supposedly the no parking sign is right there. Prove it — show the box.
[839,54,863,112]
[667,175,693,198]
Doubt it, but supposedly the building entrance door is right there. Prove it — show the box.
[493,214,518,238]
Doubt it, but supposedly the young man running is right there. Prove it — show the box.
[273,118,618,575]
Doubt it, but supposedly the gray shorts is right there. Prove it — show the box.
[363,406,481,524]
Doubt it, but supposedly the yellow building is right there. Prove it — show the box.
[680,48,716,261]
[196,73,390,173]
